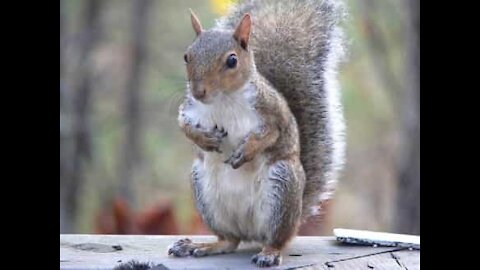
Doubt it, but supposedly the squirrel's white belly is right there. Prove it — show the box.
[195,154,271,240]
[188,88,273,240]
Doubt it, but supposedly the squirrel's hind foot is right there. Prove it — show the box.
[167,237,239,258]
[251,247,282,267]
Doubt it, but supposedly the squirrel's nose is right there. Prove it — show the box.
[193,89,206,100]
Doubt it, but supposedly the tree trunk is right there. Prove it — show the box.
[60,0,104,233]
[393,0,420,235]
[119,0,152,208]
[358,0,402,101]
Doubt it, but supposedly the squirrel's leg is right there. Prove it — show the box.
[168,235,239,257]
[252,159,304,267]
[168,159,240,258]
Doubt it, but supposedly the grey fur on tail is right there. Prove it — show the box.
[216,0,347,218]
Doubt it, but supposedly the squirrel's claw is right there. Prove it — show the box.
[191,123,227,153]
[212,125,228,138]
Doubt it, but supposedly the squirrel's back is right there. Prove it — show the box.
[216,0,347,218]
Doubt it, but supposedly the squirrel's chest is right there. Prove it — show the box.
[186,91,260,148]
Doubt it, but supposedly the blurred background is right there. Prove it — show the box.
[60,0,419,236]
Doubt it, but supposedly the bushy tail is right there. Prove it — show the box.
[217,0,347,218]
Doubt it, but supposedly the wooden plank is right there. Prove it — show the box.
[391,250,420,269]
[60,235,420,270]
[322,251,411,270]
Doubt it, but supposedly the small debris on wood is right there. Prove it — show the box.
[71,243,124,253]
[112,245,123,251]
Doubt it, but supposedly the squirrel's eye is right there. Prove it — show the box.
[226,54,237,68]
[184,54,189,63]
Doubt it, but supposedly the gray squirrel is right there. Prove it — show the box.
[169,0,346,267]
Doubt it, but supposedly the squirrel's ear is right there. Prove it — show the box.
[233,13,251,50]
[189,9,203,37]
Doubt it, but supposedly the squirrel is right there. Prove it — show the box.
[168,0,346,267]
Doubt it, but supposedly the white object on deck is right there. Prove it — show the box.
[334,228,420,250]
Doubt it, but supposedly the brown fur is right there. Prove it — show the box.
[175,10,304,267]
[185,48,252,102]
[221,0,347,218]
[172,2,344,266]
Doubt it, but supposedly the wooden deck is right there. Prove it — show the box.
[60,234,420,269]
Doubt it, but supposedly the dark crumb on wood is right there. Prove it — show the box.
[112,245,123,250]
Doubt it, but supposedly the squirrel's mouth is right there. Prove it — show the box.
[192,90,220,105]
[192,94,212,104]
[197,97,214,105]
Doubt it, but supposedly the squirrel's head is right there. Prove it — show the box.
[184,10,253,103]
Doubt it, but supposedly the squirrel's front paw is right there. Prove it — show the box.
[224,147,250,169]
[211,125,228,139]
[194,124,227,153]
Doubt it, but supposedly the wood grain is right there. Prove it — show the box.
[60,235,420,270]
